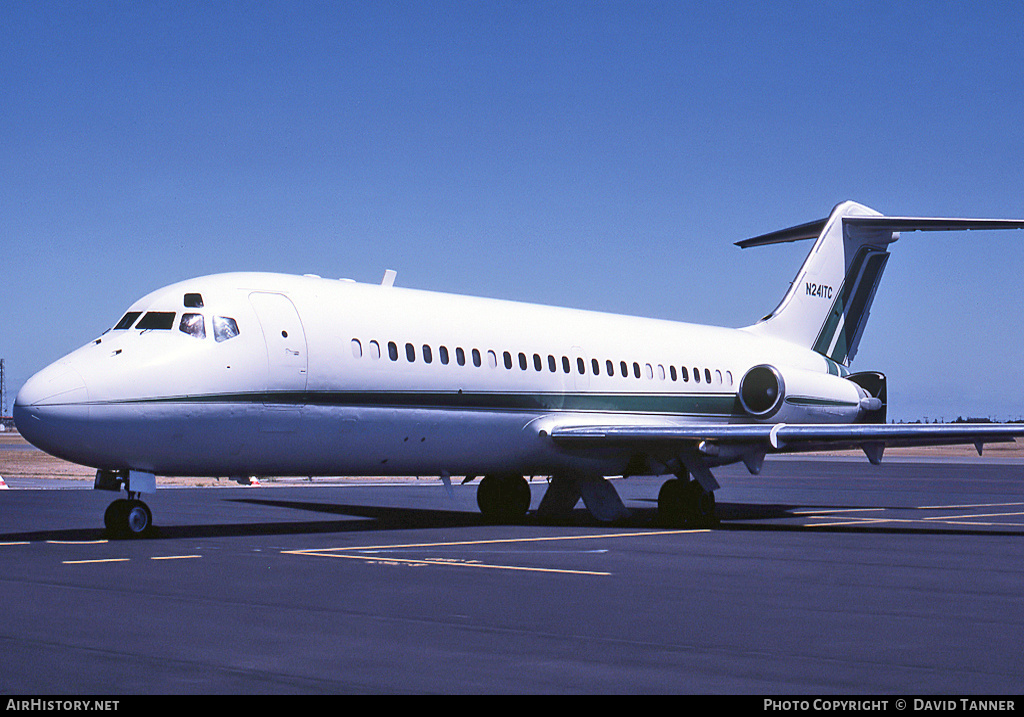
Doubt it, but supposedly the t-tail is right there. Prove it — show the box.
[739,200,1024,366]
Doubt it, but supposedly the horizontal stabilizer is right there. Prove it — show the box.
[735,218,828,248]
[844,216,1024,234]
[738,214,1024,248]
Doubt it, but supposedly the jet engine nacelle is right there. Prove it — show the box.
[738,364,884,424]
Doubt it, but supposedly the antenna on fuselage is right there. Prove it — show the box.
[381,269,397,287]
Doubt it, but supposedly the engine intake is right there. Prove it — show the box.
[738,365,784,418]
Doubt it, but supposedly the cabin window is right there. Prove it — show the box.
[114,311,141,330]
[456,347,466,366]
[369,340,381,360]
[670,366,677,381]
[503,351,513,370]
[439,346,449,365]
[184,293,204,308]
[487,350,498,368]
[475,349,484,367]
[213,316,240,343]
[645,363,654,380]
[694,368,701,384]
[681,366,689,382]
[351,338,362,358]
[406,343,416,362]
[534,354,543,371]
[562,356,571,374]
[620,361,628,378]
[606,360,614,377]
[705,368,712,384]
[577,357,585,375]
[136,312,176,330]
[519,352,528,370]
[423,345,432,363]
[726,371,733,385]
[548,355,557,372]
[388,341,399,361]
[179,313,205,339]
[715,369,723,384]
[633,362,641,379]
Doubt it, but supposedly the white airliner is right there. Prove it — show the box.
[14,200,1024,536]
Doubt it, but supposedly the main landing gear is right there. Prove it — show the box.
[95,469,156,538]
[657,474,717,527]
[473,470,718,527]
[476,473,532,522]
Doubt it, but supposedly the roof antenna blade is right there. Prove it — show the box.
[381,269,397,287]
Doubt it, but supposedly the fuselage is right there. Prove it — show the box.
[15,272,853,479]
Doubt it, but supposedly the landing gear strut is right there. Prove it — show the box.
[658,475,716,527]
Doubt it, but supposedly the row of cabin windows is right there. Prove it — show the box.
[350,338,734,386]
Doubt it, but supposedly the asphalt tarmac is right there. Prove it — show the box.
[1,458,1023,694]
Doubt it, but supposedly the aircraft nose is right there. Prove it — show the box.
[13,364,91,459]
[15,365,89,407]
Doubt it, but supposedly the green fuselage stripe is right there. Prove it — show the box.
[91,390,745,418]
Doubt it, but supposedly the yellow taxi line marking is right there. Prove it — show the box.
[62,558,130,565]
[918,501,1024,510]
[283,529,709,577]
[804,514,1024,528]
[799,500,1024,528]
[312,551,611,576]
[150,555,202,560]
[923,519,1024,527]
[793,508,885,515]
[805,517,895,527]
[285,528,710,556]
[923,510,1024,521]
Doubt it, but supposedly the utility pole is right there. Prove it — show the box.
[0,358,6,425]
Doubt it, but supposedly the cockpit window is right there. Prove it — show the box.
[184,293,204,308]
[136,312,176,330]
[213,316,240,343]
[113,311,142,330]
[179,313,206,339]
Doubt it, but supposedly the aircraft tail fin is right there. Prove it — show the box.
[740,201,1024,366]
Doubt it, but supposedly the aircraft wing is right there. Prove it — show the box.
[548,420,1024,465]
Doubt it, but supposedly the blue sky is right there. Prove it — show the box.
[3,1,1024,421]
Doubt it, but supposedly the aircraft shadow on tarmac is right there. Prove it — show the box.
[2,498,1022,543]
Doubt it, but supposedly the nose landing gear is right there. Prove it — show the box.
[103,498,153,538]
[95,469,157,538]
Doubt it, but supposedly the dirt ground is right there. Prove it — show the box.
[3,429,1022,487]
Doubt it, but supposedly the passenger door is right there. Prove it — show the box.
[248,292,308,401]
